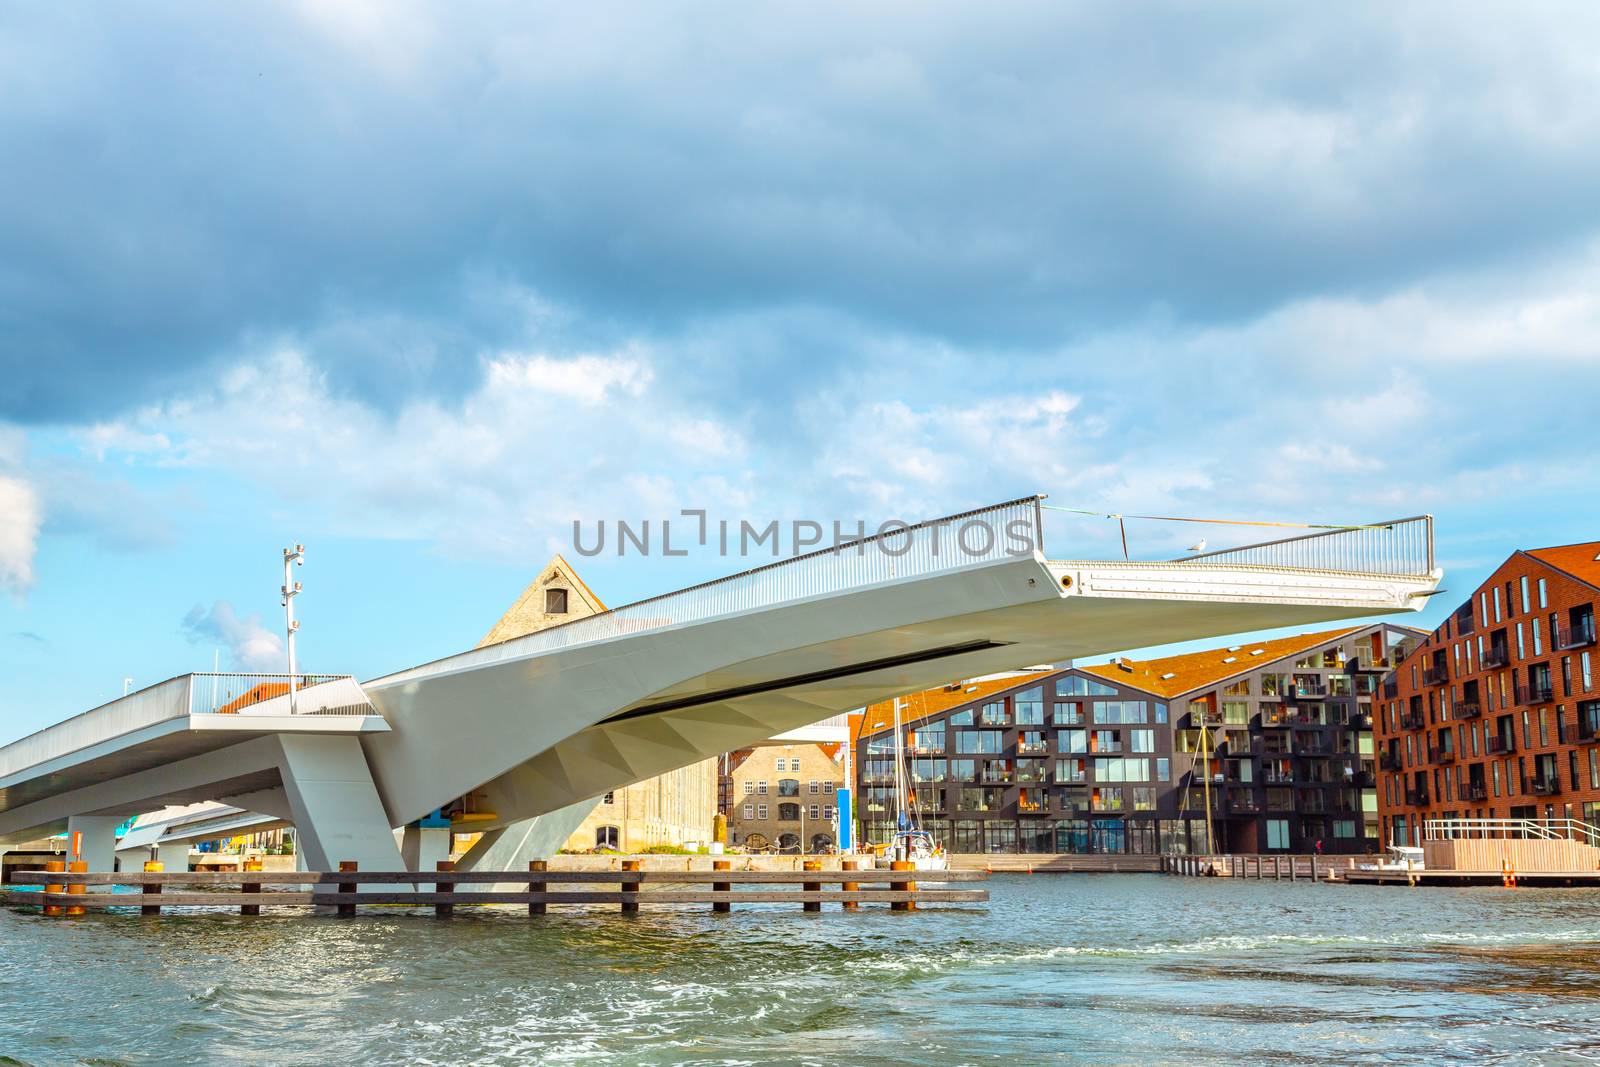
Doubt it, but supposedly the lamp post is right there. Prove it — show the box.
[282,544,304,714]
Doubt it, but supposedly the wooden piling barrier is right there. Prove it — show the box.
[43,859,64,917]
[435,861,454,918]
[620,859,640,914]
[337,861,358,917]
[528,860,546,915]
[142,861,164,915]
[890,859,916,912]
[711,859,731,913]
[840,859,860,910]
[241,859,263,916]
[802,859,822,912]
[66,862,88,917]
[1310,855,1317,883]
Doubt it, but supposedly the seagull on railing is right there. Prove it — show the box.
[1187,538,1207,553]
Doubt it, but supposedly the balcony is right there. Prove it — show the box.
[1428,746,1456,765]
[1354,770,1377,788]
[1017,742,1049,756]
[1262,771,1296,786]
[1228,795,1261,814]
[1422,664,1450,686]
[1530,776,1562,797]
[1481,646,1510,670]
[1580,716,1600,742]
[1348,656,1392,673]
[1382,678,1399,700]
[1349,711,1374,730]
[1555,620,1597,651]
[1486,735,1516,755]
[1451,701,1481,720]
[1293,681,1329,698]
[1404,788,1429,807]
[1516,683,1555,706]
[1378,750,1400,771]
[1459,783,1488,802]
[1398,711,1426,731]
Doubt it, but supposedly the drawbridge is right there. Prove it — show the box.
[0,497,1440,873]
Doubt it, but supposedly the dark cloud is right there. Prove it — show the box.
[3,2,1599,422]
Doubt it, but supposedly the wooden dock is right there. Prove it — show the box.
[3,859,987,916]
[1342,868,1600,887]
[1161,854,1347,882]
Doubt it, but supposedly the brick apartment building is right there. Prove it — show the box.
[1375,541,1600,847]
[853,622,1422,856]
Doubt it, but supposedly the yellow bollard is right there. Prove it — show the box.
[802,859,822,912]
[890,859,916,912]
[142,861,164,916]
[840,859,860,912]
[43,859,65,917]
[528,860,547,916]
[711,859,731,914]
[66,861,88,917]
[620,859,640,914]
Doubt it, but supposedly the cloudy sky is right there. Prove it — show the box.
[2,2,1598,737]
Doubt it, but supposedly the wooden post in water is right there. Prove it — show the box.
[1310,855,1318,883]
[142,861,163,915]
[1274,856,1282,880]
[338,861,358,917]
[840,859,860,910]
[435,860,454,918]
[890,859,916,911]
[711,859,731,914]
[43,859,64,917]
[620,859,640,914]
[66,861,87,917]
[802,859,822,912]
[528,860,547,916]
[1255,856,1263,880]
[241,858,262,916]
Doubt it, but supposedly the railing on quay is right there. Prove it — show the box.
[370,496,1048,688]
[1423,817,1600,848]
[1175,515,1434,578]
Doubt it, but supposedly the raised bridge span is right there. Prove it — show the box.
[0,498,1439,874]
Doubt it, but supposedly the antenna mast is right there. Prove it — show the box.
[282,543,305,713]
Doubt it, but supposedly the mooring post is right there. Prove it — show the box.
[711,858,731,914]
[66,861,88,917]
[337,860,358,917]
[620,859,640,914]
[43,859,64,917]
[1290,856,1298,882]
[528,860,547,916]
[802,859,822,912]
[890,859,916,912]
[142,860,163,916]
[435,860,454,918]
[241,858,262,916]
[1310,855,1318,883]
[840,859,860,911]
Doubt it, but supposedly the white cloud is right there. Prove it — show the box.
[180,600,285,672]
[0,474,40,595]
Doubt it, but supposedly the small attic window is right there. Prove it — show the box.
[1250,649,1265,656]
[1161,672,1177,680]
[1222,656,1237,664]
[545,588,569,614]
[1227,646,1241,652]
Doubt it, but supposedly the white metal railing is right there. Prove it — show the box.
[370,496,1047,688]
[1178,515,1435,578]
[1424,817,1600,848]
[0,673,364,781]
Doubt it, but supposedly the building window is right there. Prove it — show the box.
[602,791,615,804]
[757,781,768,794]
[545,587,569,614]
[742,804,754,819]
[743,781,754,795]
[823,780,835,793]
[808,805,820,820]
[777,779,800,797]
[756,804,768,819]
[824,806,835,820]
[1521,577,1531,614]
[808,780,819,794]
[1054,702,1082,725]
[1015,686,1045,724]
[1129,729,1155,753]
[1156,758,1170,782]
[1266,819,1290,850]
[596,826,620,850]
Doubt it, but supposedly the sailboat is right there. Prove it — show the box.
[882,696,949,871]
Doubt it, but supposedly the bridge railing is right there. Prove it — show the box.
[1177,515,1435,578]
[374,496,1047,685]
[0,673,363,781]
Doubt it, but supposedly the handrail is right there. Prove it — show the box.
[1174,515,1434,577]
[1423,817,1600,848]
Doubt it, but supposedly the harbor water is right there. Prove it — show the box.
[3,873,1599,1065]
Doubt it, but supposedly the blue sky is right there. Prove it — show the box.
[3,3,1599,740]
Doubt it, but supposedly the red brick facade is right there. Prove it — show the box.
[1375,543,1600,846]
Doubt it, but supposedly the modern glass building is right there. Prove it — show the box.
[853,623,1424,855]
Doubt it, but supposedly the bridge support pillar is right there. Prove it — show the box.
[454,798,597,891]
[66,815,121,872]
[401,822,452,872]
[275,735,405,878]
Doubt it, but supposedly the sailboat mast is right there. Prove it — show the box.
[892,696,907,830]
[1201,716,1215,855]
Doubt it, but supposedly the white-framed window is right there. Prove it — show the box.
[756,804,768,819]
[808,780,819,794]
[742,804,754,819]
[775,756,784,771]
[757,780,768,794]
[808,805,820,820]
[824,806,835,820]
[1538,578,1549,609]
[743,781,754,795]
[790,757,801,771]
[602,791,614,804]
[823,781,835,794]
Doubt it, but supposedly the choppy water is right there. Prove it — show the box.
[4,874,1600,1065]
